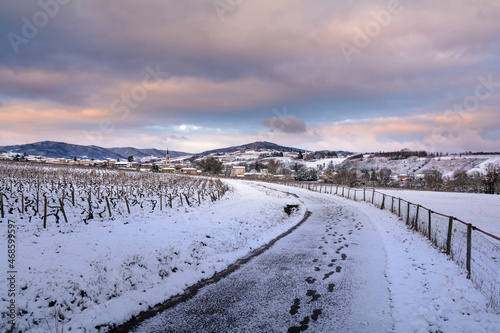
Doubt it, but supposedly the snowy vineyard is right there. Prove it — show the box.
[0,161,229,227]
[0,162,306,332]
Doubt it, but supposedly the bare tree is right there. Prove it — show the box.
[452,170,469,192]
[379,168,392,186]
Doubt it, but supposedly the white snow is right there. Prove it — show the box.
[0,178,303,332]
[1,175,499,332]
[304,157,347,169]
[252,182,500,332]
[375,188,500,235]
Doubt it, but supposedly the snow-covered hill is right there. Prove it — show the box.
[339,154,500,178]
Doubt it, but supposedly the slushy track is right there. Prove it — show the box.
[128,182,394,332]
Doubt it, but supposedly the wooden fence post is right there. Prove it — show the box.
[43,196,47,229]
[466,223,472,279]
[59,198,68,223]
[428,210,432,241]
[406,202,410,225]
[342,187,344,197]
[106,196,112,217]
[88,192,92,218]
[125,196,131,214]
[371,189,375,204]
[36,190,39,215]
[380,194,385,210]
[363,188,366,201]
[21,192,24,214]
[390,197,394,213]
[398,198,401,218]
[415,204,420,232]
[446,217,454,256]
[0,193,4,219]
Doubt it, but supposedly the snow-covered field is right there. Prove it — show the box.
[376,189,500,236]
[2,170,499,332]
[304,157,346,169]
[0,170,303,332]
[339,154,500,179]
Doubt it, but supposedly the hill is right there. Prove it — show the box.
[194,141,307,157]
[0,141,190,160]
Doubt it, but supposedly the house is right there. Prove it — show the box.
[230,166,246,177]
[80,159,93,166]
[175,164,188,170]
[45,158,60,164]
[115,161,129,169]
[161,167,176,174]
[181,167,198,175]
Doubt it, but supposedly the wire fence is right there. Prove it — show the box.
[273,181,500,312]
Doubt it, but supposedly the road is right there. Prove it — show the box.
[127,183,394,332]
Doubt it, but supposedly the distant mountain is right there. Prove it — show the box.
[0,141,190,160]
[194,141,307,157]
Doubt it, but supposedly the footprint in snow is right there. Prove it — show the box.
[311,309,322,321]
[290,298,301,315]
[306,289,321,302]
[305,277,316,284]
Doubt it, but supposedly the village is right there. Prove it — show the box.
[0,150,290,179]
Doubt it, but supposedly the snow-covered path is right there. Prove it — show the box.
[129,182,393,332]
[123,180,500,333]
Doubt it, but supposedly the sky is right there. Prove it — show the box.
[1,0,500,154]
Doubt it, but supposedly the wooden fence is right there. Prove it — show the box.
[274,181,500,312]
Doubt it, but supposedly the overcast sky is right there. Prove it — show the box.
[1,0,499,153]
